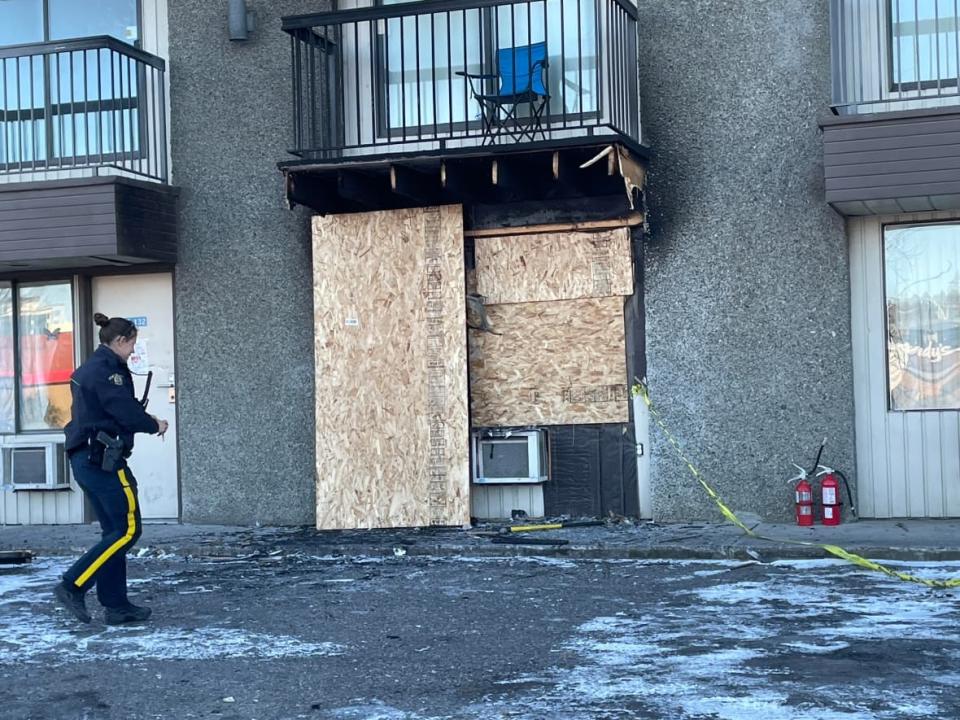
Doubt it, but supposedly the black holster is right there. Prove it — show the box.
[95,431,125,472]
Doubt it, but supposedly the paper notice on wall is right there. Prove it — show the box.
[129,340,150,374]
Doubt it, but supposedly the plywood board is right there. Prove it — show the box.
[474,228,633,305]
[313,206,470,530]
[469,296,629,426]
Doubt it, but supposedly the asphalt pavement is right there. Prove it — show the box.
[2,551,958,719]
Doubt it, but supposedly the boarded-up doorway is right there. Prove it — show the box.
[312,206,470,529]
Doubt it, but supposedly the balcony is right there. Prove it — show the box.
[823,0,960,215]
[0,36,176,271]
[0,35,168,183]
[280,0,646,214]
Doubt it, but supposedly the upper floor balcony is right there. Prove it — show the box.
[280,0,646,214]
[0,36,176,272]
[823,0,960,215]
[0,35,168,184]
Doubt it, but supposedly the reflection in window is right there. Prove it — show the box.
[0,0,138,47]
[0,0,141,167]
[17,283,74,431]
[494,0,597,116]
[383,3,483,132]
[885,223,960,411]
[381,0,597,132]
[48,0,139,44]
[891,0,960,88]
[0,285,13,433]
[0,0,43,47]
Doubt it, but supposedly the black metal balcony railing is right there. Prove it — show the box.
[283,0,640,159]
[831,0,960,114]
[0,36,168,181]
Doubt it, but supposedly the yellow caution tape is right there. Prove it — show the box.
[510,523,564,533]
[632,380,960,589]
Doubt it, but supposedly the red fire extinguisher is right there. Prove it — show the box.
[817,465,842,526]
[790,464,814,526]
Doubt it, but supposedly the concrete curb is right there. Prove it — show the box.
[7,519,960,565]
[8,541,960,564]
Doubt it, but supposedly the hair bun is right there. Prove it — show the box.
[93,313,110,328]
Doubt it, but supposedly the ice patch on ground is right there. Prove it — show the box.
[0,606,344,666]
[0,558,61,596]
[686,577,836,607]
[453,556,579,569]
[468,565,959,719]
[781,640,851,654]
[0,558,344,666]
[326,701,431,719]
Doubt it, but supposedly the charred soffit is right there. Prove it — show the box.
[281,143,647,216]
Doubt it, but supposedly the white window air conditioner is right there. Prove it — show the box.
[4,442,70,490]
[472,429,549,484]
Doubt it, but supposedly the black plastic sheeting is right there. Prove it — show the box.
[542,423,640,518]
[624,227,646,395]
[541,229,646,519]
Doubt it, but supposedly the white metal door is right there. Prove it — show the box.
[850,213,960,518]
[91,273,178,520]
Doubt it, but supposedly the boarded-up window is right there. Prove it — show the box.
[312,206,470,530]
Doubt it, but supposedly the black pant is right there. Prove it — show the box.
[61,454,142,608]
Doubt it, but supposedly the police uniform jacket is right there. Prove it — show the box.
[64,344,159,456]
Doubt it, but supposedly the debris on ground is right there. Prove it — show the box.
[490,536,569,546]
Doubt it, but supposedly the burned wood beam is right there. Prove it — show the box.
[285,171,340,214]
[389,164,442,205]
[614,145,647,210]
[579,145,618,177]
[463,213,644,238]
[467,194,638,231]
[577,144,648,209]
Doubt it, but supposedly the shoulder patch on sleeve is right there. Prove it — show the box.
[107,373,125,386]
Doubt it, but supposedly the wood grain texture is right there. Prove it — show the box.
[474,228,633,305]
[469,296,629,426]
[313,206,470,530]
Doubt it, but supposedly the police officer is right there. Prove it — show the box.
[53,313,168,625]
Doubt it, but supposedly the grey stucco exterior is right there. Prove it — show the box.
[635,0,856,520]
[165,0,854,526]
[168,0,323,525]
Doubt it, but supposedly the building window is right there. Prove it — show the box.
[377,0,597,135]
[0,280,75,433]
[0,0,142,169]
[890,0,960,90]
[885,223,960,411]
[0,0,139,48]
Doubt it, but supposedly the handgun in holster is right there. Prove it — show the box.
[96,431,125,472]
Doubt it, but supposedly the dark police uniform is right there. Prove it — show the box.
[61,344,159,609]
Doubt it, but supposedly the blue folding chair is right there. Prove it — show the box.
[458,42,549,145]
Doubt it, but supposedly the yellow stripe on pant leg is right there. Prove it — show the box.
[74,468,138,588]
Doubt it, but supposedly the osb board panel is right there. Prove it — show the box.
[474,228,633,305]
[469,296,629,426]
[313,206,470,530]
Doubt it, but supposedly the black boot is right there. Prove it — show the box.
[53,582,92,624]
[104,602,152,625]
